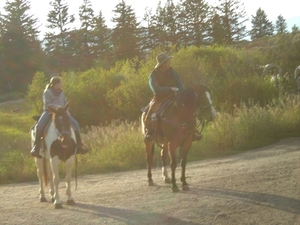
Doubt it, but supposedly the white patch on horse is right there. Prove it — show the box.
[205,91,217,119]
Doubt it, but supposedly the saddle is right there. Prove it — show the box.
[142,95,176,121]
[31,115,52,137]
[142,95,178,142]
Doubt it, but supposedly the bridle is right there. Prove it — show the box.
[194,91,216,134]
[55,115,71,148]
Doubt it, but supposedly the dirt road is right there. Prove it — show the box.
[1,137,300,225]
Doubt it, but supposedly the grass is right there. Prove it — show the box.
[1,94,300,184]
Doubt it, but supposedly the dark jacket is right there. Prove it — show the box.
[149,67,184,99]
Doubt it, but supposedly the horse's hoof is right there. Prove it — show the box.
[182,185,190,191]
[172,186,180,193]
[40,197,47,202]
[147,180,154,186]
[67,199,75,205]
[51,198,55,203]
[54,203,63,209]
[163,177,171,183]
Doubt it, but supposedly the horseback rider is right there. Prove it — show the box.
[30,76,88,158]
[143,53,202,142]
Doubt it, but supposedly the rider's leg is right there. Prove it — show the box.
[144,98,161,141]
[69,116,88,154]
[30,112,51,158]
[193,130,202,141]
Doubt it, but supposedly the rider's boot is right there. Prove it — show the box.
[75,131,88,154]
[192,131,202,142]
[30,136,42,158]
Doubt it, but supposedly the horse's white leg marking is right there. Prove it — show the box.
[47,162,55,200]
[50,156,62,205]
[205,92,217,118]
[162,166,170,182]
[65,155,75,201]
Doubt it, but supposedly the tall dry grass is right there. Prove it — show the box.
[1,94,300,184]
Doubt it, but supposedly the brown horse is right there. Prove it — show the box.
[141,84,217,192]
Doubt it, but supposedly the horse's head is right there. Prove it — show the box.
[192,84,217,121]
[48,102,71,149]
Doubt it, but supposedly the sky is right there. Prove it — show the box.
[0,0,300,37]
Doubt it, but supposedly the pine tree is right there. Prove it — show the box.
[178,0,211,47]
[77,0,95,70]
[291,25,299,34]
[44,0,75,73]
[150,0,180,49]
[210,12,225,44]
[250,8,274,40]
[214,0,248,44]
[111,0,141,62]
[92,11,111,67]
[141,7,157,52]
[275,14,288,34]
[0,0,43,93]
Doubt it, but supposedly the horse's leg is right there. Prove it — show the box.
[146,142,154,186]
[47,162,55,202]
[65,155,75,205]
[168,142,179,192]
[50,156,63,209]
[35,158,47,202]
[161,144,170,183]
[180,141,192,191]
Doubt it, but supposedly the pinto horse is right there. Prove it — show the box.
[31,102,77,208]
[141,84,217,192]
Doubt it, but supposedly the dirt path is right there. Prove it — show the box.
[1,137,300,225]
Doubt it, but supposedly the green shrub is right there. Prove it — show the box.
[26,72,48,114]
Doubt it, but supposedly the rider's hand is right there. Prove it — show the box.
[171,87,179,92]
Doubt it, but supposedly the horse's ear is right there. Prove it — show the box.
[63,101,70,111]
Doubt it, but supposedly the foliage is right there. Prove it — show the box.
[0,0,298,87]
[178,0,211,47]
[44,0,75,72]
[111,0,141,62]
[0,108,36,184]
[26,45,296,124]
[214,0,248,44]
[250,8,274,40]
[26,71,47,114]
[0,0,44,93]
[62,68,123,126]
[190,94,300,158]
[275,15,288,34]
[2,93,300,184]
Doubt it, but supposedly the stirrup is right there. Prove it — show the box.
[193,132,202,142]
[30,146,42,158]
[77,144,88,154]
[144,129,154,142]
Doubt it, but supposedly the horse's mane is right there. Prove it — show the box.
[176,88,196,107]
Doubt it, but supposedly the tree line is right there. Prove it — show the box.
[0,0,299,94]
